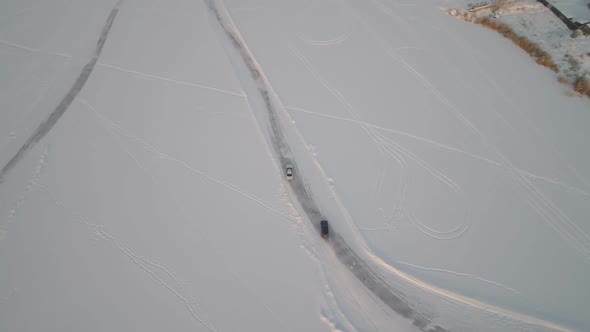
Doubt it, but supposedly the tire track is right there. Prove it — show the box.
[0,39,72,59]
[289,44,470,241]
[285,105,590,197]
[204,0,573,330]
[297,33,349,47]
[97,62,246,98]
[0,144,49,241]
[345,0,590,261]
[82,99,293,222]
[32,183,217,332]
[0,0,122,183]
[287,44,416,237]
[204,1,447,330]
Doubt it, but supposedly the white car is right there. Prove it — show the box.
[286,165,293,180]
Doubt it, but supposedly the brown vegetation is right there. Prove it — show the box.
[474,16,559,73]
[558,76,569,84]
[573,76,590,97]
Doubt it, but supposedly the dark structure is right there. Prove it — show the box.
[536,0,590,35]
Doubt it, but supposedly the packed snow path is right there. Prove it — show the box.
[204,0,569,331]
[204,1,444,330]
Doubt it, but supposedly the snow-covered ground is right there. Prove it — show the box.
[0,1,331,331]
[1,0,590,331]
[551,0,590,22]
[449,0,590,87]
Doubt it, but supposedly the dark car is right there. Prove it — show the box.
[320,220,329,239]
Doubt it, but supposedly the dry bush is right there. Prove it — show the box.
[573,76,590,96]
[475,16,559,72]
[558,76,569,84]
[536,53,559,72]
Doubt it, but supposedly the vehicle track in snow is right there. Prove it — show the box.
[32,182,217,332]
[351,0,590,262]
[297,33,349,47]
[203,0,571,331]
[287,43,470,241]
[203,1,445,330]
[0,0,122,183]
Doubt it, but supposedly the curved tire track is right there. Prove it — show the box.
[0,0,122,182]
[203,1,570,331]
[204,1,445,330]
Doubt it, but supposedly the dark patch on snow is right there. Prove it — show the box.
[0,1,122,182]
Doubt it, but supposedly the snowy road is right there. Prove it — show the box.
[205,1,443,329]
[205,0,570,331]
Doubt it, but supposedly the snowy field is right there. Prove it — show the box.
[449,0,590,86]
[1,0,590,331]
[551,0,590,22]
